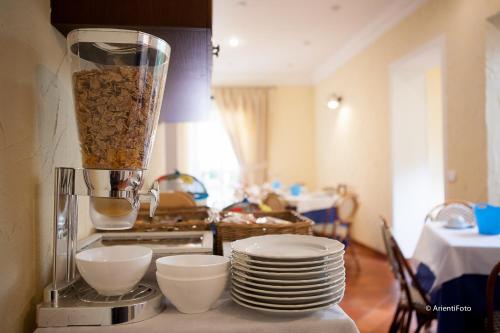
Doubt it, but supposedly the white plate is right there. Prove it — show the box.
[232,274,345,290]
[231,250,344,267]
[231,256,344,272]
[231,294,340,314]
[231,235,345,260]
[231,290,343,309]
[232,284,344,303]
[232,262,344,278]
[232,269,345,284]
[231,278,345,296]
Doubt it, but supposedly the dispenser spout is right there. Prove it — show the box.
[140,180,160,218]
[149,180,160,217]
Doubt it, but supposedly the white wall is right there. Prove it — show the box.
[486,19,500,205]
[390,43,444,256]
[391,67,429,256]
[426,67,445,204]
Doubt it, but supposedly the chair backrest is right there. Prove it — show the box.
[425,200,474,225]
[337,194,358,222]
[379,217,432,308]
[380,217,404,282]
[337,184,348,196]
[487,261,500,333]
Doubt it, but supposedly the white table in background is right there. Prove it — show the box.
[284,193,338,213]
[413,222,500,290]
[35,293,359,333]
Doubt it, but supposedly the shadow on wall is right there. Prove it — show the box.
[0,35,39,333]
[0,26,82,333]
[35,59,70,286]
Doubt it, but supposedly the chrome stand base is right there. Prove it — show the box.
[37,280,164,327]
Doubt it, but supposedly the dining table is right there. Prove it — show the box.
[284,193,338,225]
[35,291,360,333]
[413,222,500,333]
[284,193,338,214]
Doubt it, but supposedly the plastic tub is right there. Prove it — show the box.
[473,203,500,235]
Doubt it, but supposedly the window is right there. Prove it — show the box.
[182,104,240,209]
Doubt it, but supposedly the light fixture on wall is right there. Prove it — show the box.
[228,36,240,47]
[327,94,342,110]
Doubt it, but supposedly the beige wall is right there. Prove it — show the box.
[314,0,500,251]
[268,86,316,189]
[0,0,94,331]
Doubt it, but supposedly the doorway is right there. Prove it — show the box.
[390,39,445,257]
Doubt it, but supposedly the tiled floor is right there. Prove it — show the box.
[340,243,400,333]
[340,243,438,333]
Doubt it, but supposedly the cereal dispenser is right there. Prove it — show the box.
[37,28,170,327]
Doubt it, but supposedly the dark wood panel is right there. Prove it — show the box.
[50,0,213,123]
[50,0,211,30]
[143,27,212,122]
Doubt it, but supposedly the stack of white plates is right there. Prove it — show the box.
[230,234,345,314]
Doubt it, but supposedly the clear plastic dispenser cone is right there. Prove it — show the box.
[68,28,170,229]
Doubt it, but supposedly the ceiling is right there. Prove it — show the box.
[212,0,424,86]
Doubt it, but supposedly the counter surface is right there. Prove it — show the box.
[36,293,359,333]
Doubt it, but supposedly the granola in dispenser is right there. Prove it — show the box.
[73,66,155,169]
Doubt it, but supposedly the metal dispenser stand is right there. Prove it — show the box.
[37,167,164,327]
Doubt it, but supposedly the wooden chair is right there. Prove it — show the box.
[379,217,436,333]
[424,200,474,225]
[313,193,359,269]
[487,261,500,333]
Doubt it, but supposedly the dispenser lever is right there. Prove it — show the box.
[149,180,160,217]
[139,180,160,218]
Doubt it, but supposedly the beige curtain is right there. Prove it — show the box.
[213,87,269,185]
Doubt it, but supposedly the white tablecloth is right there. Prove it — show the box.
[35,293,359,333]
[413,222,500,290]
[285,194,338,213]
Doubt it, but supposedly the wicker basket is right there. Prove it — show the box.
[215,211,314,254]
[133,206,213,232]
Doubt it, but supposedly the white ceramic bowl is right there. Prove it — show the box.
[156,255,229,278]
[156,271,228,314]
[76,245,152,296]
